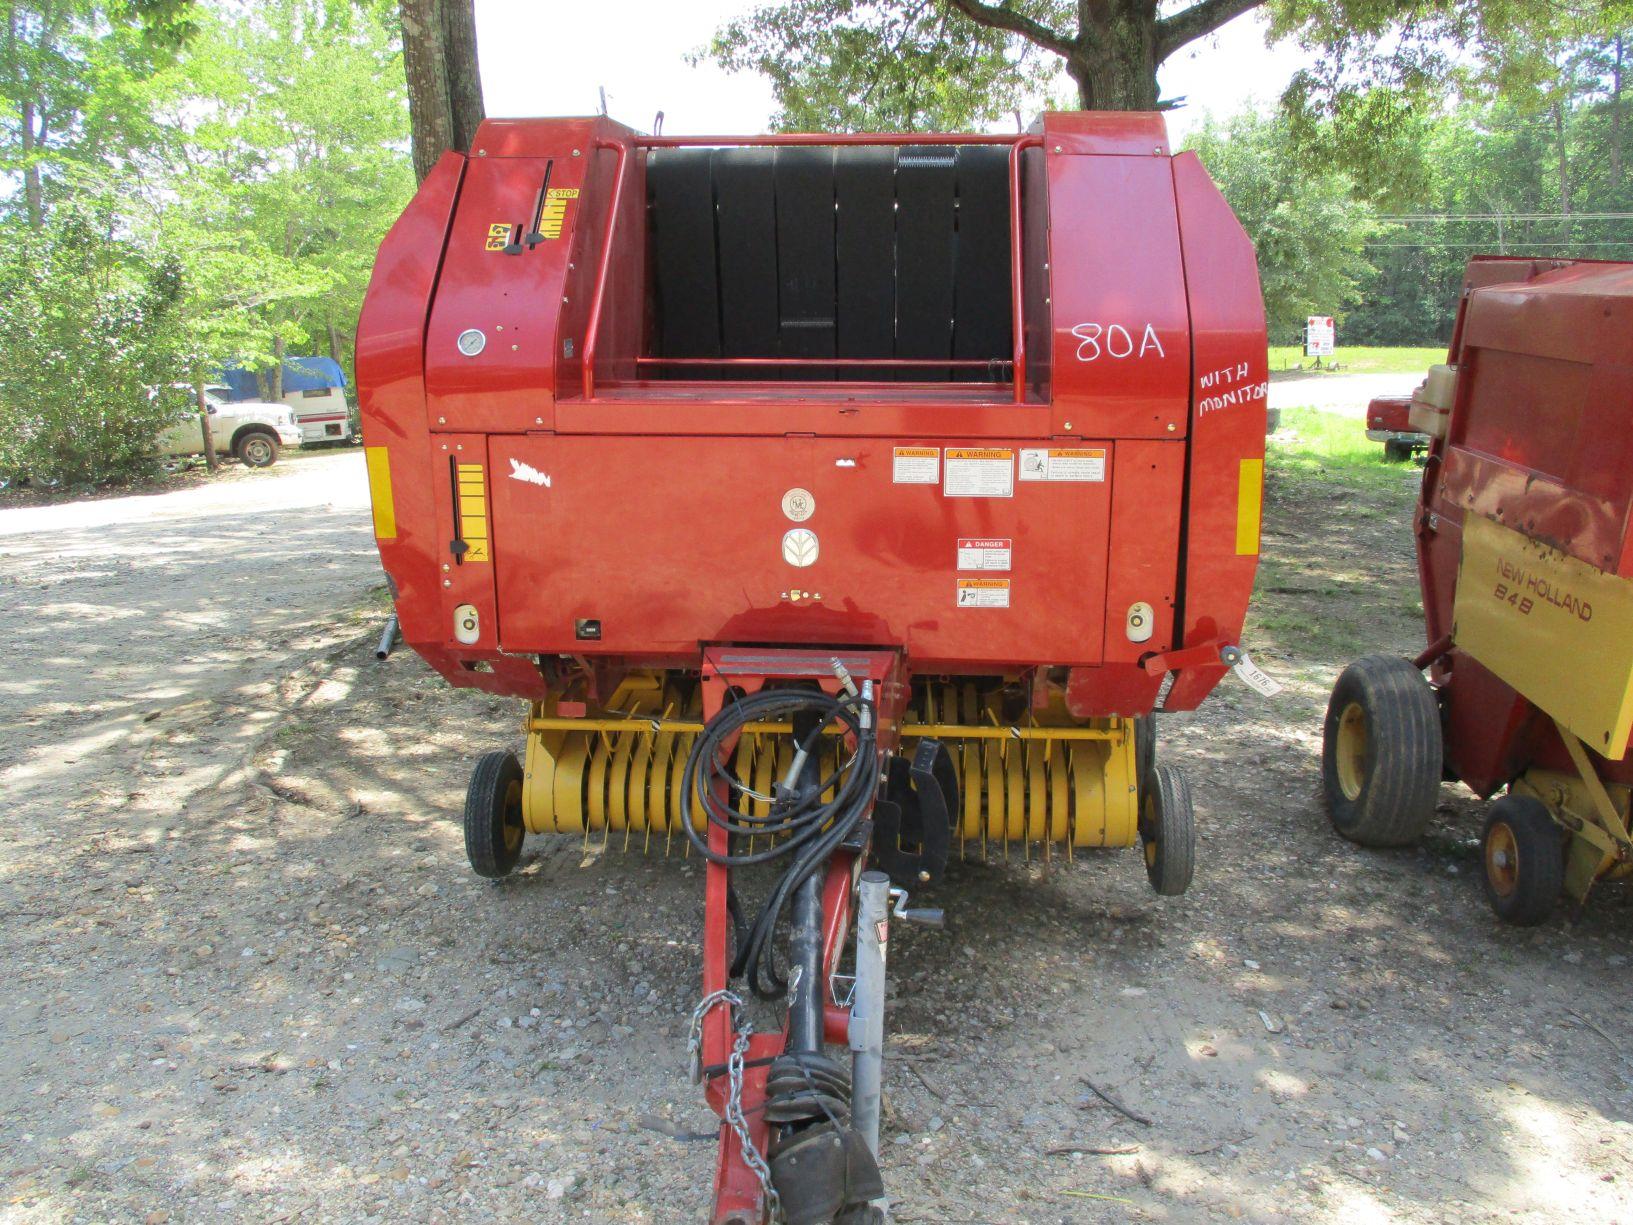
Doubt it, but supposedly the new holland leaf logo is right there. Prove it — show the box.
[782,528,819,567]
[508,458,551,487]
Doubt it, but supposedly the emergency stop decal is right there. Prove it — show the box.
[943,448,1014,498]
[956,578,1011,608]
[1019,447,1106,482]
[539,187,578,240]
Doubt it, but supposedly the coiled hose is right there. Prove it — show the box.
[680,683,876,1000]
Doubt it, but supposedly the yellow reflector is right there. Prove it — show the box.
[365,446,397,540]
[1236,458,1263,556]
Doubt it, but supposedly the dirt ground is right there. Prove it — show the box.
[2,439,1630,1225]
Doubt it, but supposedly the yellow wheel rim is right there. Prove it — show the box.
[1486,820,1519,898]
[502,778,524,854]
[1142,789,1158,867]
[1335,701,1368,802]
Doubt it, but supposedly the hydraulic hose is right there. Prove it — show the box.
[680,682,876,1000]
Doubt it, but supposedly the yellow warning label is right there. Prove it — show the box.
[956,577,1011,608]
[944,448,1014,498]
[1019,447,1106,482]
[485,221,514,252]
[892,446,939,484]
[539,188,577,240]
[456,462,490,563]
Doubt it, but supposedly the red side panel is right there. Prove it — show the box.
[357,151,463,648]
[1045,146,1191,440]
[485,434,1115,669]
[1437,263,1633,576]
[1164,152,1269,710]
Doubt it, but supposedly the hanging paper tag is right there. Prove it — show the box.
[1230,649,1283,697]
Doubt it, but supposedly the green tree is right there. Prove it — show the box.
[138,0,413,394]
[0,203,190,484]
[1,2,196,227]
[1184,110,1378,341]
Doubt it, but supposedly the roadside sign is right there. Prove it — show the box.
[1304,316,1335,357]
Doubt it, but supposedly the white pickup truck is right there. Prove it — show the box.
[155,385,303,468]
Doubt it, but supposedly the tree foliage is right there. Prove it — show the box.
[0,203,190,484]
[701,0,1053,131]
[137,0,413,395]
[0,0,413,486]
[1185,111,1378,340]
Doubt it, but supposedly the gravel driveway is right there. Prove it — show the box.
[1,448,1629,1224]
[1268,373,1422,417]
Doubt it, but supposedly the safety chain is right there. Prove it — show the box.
[686,990,781,1221]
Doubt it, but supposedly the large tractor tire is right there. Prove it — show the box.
[1322,654,1442,847]
[1480,794,1564,926]
[465,750,525,878]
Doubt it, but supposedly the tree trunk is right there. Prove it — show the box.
[1612,37,1624,188]
[400,0,484,183]
[20,101,44,228]
[196,381,218,473]
[439,0,485,154]
[401,0,455,182]
[1066,7,1160,111]
[327,320,343,364]
[1552,97,1572,244]
[271,335,286,402]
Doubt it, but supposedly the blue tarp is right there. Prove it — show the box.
[217,357,347,402]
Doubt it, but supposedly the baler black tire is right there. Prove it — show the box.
[1134,714,1156,793]
[1140,763,1194,897]
[465,750,525,878]
[1322,655,1442,848]
[1480,795,1564,926]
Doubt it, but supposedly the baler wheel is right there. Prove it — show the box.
[1322,655,1442,847]
[465,750,525,878]
[1480,795,1564,926]
[1134,714,1156,791]
[1140,764,1195,896]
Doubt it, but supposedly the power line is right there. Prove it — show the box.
[1376,212,1633,223]
[1365,239,1633,248]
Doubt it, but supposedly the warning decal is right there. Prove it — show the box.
[956,578,1011,608]
[892,446,940,484]
[943,448,1014,498]
[485,222,516,252]
[456,462,490,562]
[1019,447,1107,482]
[539,187,579,240]
[957,538,1012,572]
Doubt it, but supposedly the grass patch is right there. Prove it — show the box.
[1248,409,1426,662]
[1268,407,1418,497]
[1267,344,1445,376]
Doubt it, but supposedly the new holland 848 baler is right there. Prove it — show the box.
[1325,257,1633,928]
[357,111,1267,1223]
